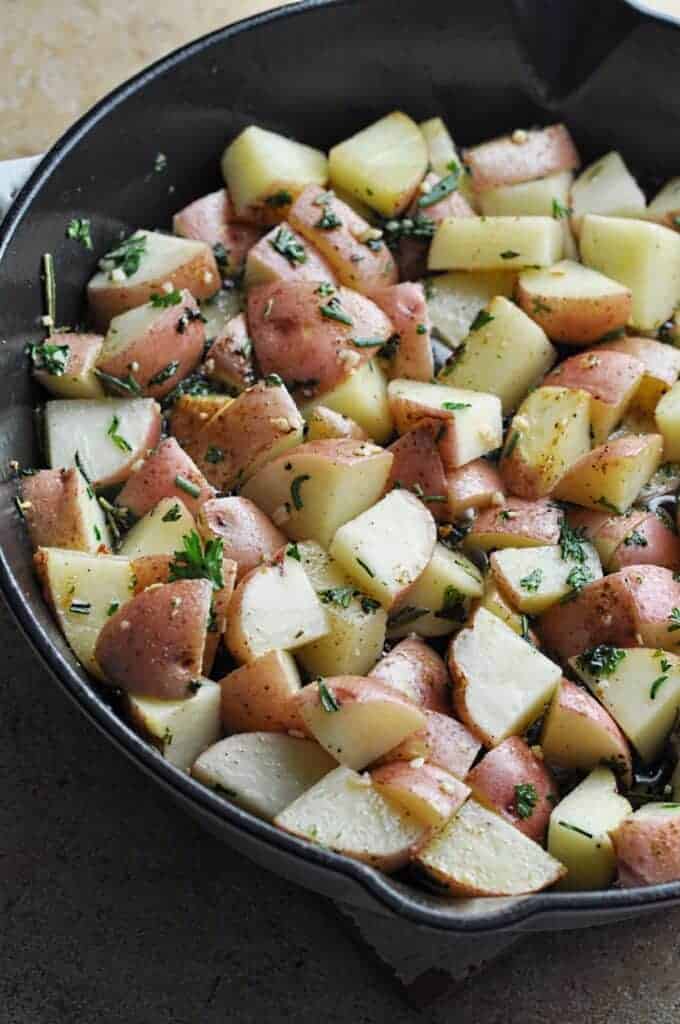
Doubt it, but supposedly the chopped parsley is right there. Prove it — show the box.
[531,297,552,315]
[162,503,182,523]
[175,474,201,499]
[351,336,384,348]
[500,250,520,259]
[266,190,293,208]
[382,213,436,244]
[69,600,91,615]
[264,373,284,388]
[562,565,593,601]
[286,542,301,561]
[99,232,147,278]
[318,680,340,713]
[169,530,224,590]
[558,821,593,839]
[559,521,587,563]
[316,208,342,230]
[270,225,307,265]
[315,281,335,298]
[519,568,543,592]
[93,368,141,396]
[290,474,310,510]
[435,585,467,622]
[624,529,648,548]
[28,341,69,376]
[360,596,381,614]
[669,608,680,632]
[417,163,461,208]
[148,360,180,386]
[66,217,92,250]
[442,401,471,411]
[416,323,427,335]
[319,297,353,326]
[551,198,572,219]
[650,675,669,700]
[514,782,538,819]
[388,606,428,627]
[187,679,203,694]
[150,289,182,308]
[319,586,357,609]
[577,645,626,678]
[213,242,229,270]
[469,309,494,332]
[378,334,400,360]
[205,446,224,464]
[356,557,374,578]
[107,600,120,617]
[107,414,132,453]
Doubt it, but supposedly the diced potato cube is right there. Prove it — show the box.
[646,177,680,228]
[655,381,680,461]
[301,359,393,444]
[118,497,196,558]
[125,680,221,772]
[419,117,477,206]
[425,270,516,349]
[429,216,563,272]
[571,152,646,232]
[553,434,663,513]
[478,170,576,258]
[388,543,483,639]
[490,542,602,614]
[544,349,644,444]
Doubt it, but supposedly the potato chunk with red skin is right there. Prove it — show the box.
[95,579,212,699]
[372,762,469,828]
[244,222,338,288]
[463,497,562,551]
[196,496,286,581]
[116,437,214,519]
[386,428,449,521]
[168,394,232,460]
[543,350,644,444]
[219,649,304,734]
[304,405,369,442]
[446,459,504,518]
[597,335,680,411]
[608,512,680,572]
[375,710,481,780]
[288,185,398,295]
[398,171,476,280]
[32,332,105,399]
[369,636,450,713]
[248,280,392,401]
[463,124,580,192]
[97,290,205,399]
[172,188,261,276]
[466,736,558,842]
[371,282,433,382]
[21,467,108,554]
[553,434,663,513]
[203,313,256,392]
[612,806,680,887]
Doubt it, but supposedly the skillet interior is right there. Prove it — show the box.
[2,0,680,932]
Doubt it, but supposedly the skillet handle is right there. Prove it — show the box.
[510,0,643,101]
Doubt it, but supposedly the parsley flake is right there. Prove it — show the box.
[169,530,224,590]
[515,782,538,819]
[66,217,92,250]
[107,414,132,453]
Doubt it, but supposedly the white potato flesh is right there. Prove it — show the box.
[490,542,602,614]
[193,733,336,821]
[329,110,428,218]
[301,359,393,443]
[118,497,196,558]
[388,379,503,468]
[275,765,427,871]
[429,216,563,272]
[329,490,436,609]
[419,117,477,206]
[226,553,329,663]
[415,798,565,896]
[580,215,680,331]
[478,170,576,258]
[655,382,680,461]
[571,152,646,232]
[33,334,106,400]
[389,544,483,639]
[548,767,632,891]
[479,581,528,637]
[450,607,561,746]
[125,680,221,772]
[35,547,133,679]
[425,270,516,349]
[241,440,393,549]
[570,647,680,763]
[438,295,556,415]
[553,434,663,514]
[221,125,328,220]
[46,398,161,489]
[295,541,387,678]
[646,177,680,227]
[201,286,244,342]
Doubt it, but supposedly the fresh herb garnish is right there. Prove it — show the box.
[266,190,293,208]
[624,529,648,548]
[360,596,381,614]
[316,208,342,230]
[388,605,428,627]
[66,217,92,250]
[378,334,400,360]
[500,250,520,259]
[315,281,335,298]
[69,600,91,615]
[205,446,225,464]
[28,341,69,376]
[319,297,353,326]
[562,565,593,601]
[650,675,669,700]
[162,503,182,523]
[175,475,201,499]
[107,600,120,617]
[93,368,141,395]
[286,542,301,561]
[149,360,180,386]
[558,821,593,839]
[382,213,436,244]
[187,679,203,695]
[176,307,207,334]
[318,680,341,713]
[469,309,494,332]
[520,568,543,593]
[291,474,310,510]
[270,225,307,265]
[559,521,587,563]
[515,782,538,819]
[169,530,224,590]
[417,164,461,208]
[213,242,229,271]
[107,414,132,452]
[99,232,147,278]
[356,557,374,578]
[577,644,626,678]
[351,337,384,348]
[435,585,466,622]
[669,608,680,632]
[442,401,471,411]
[551,198,572,219]
[319,586,357,609]
[150,289,182,308]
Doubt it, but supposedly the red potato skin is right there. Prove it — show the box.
[116,437,215,519]
[516,284,632,346]
[292,675,423,722]
[621,565,680,649]
[612,811,680,887]
[376,709,481,780]
[369,636,451,713]
[95,579,212,698]
[33,332,103,389]
[219,652,304,734]
[398,171,476,280]
[552,434,664,510]
[446,459,504,518]
[466,737,558,842]
[196,496,286,581]
[172,188,261,276]
[247,280,393,401]
[544,350,644,409]
[463,124,580,192]
[598,335,680,390]
[371,282,434,382]
[543,678,633,785]
[203,313,257,392]
[385,429,449,521]
[609,513,680,572]
[246,222,338,287]
[97,290,205,399]
[130,551,237,630]
[20,468,106,553]
[287,185,398,295]
[464,497,563,549]
[371,762,469,824]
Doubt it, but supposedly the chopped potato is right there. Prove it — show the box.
[425,270,516,349]
[429,216,563,272]
[570,152,646,233]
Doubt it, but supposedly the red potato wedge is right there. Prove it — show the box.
[130,553,173,593]
[287,185,397,294]
[196,496,286,581]
[32,332,105,399]
[612,805,680,887]
[553,434,663,513]
[87,230,219,330]
[172,188,261,276]
[21,467,110,554]
[445,459,504,518]
[463,124,580,192]
[116,437,214,519]
[304,405,369,442]
[463,497,562,551]
[449,607,561,747]
[94,579,212,699]
[192,380,304,492]
[466,736,558,842]
[646,177,680,228]
[292,676,426,770]
[376,710,481,779]
[398,171,476,281]
[129,549,236,630]
[275,765,427,872]
[385,428,449,521]
[372,762,469,828]
[540,679,633,787]
[597,335,680,412]
[609,512,680,572]
[371,282,433,382]
[203,313,256,393]
[244,222,338,289]
[621,565,680,650]
[97,289,205,399]
[369,636,450,713]
[544,350,644,444]
[516,260,632,344]
[45,398,162,490]
[414,798,566,896]
[168,394,233,458]
[219,649,304,734]
[567,507,648,567]
[226,551,328,663]
[248,280,393,401]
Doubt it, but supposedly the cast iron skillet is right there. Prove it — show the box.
[2,0,680,933]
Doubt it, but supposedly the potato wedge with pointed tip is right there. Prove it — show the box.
[172,188,261,276]
[463,124,579,192]
[544,349,643,443]
[387,543,483,639]
[372,762,469,827]
[32,332,105,399]
[371,282,433,382]
[369,636,450,713]
[219,650,304,734]
[553,434,663,513]
[464,497,562,551]
[116,437,214,518]
[244,221,337,288]
[125,679,221,772]
[95,579,212,698]
[490,541,602,614]
[598,335,680,412]
[293,676,426,770]
[303,405,369,443]
[415,798,566,896]
[203,313,256,392]
[118,497,196,558]
[612,803,680,887]
[466,736,558,841]
[446,459,504,518]
[21,467,110,553]
[193,733,336,822]
[376,710,481,779]
[425,269,516,349]
[301,358,393,443]
[196,496,286,581]
[386,428,449,521]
